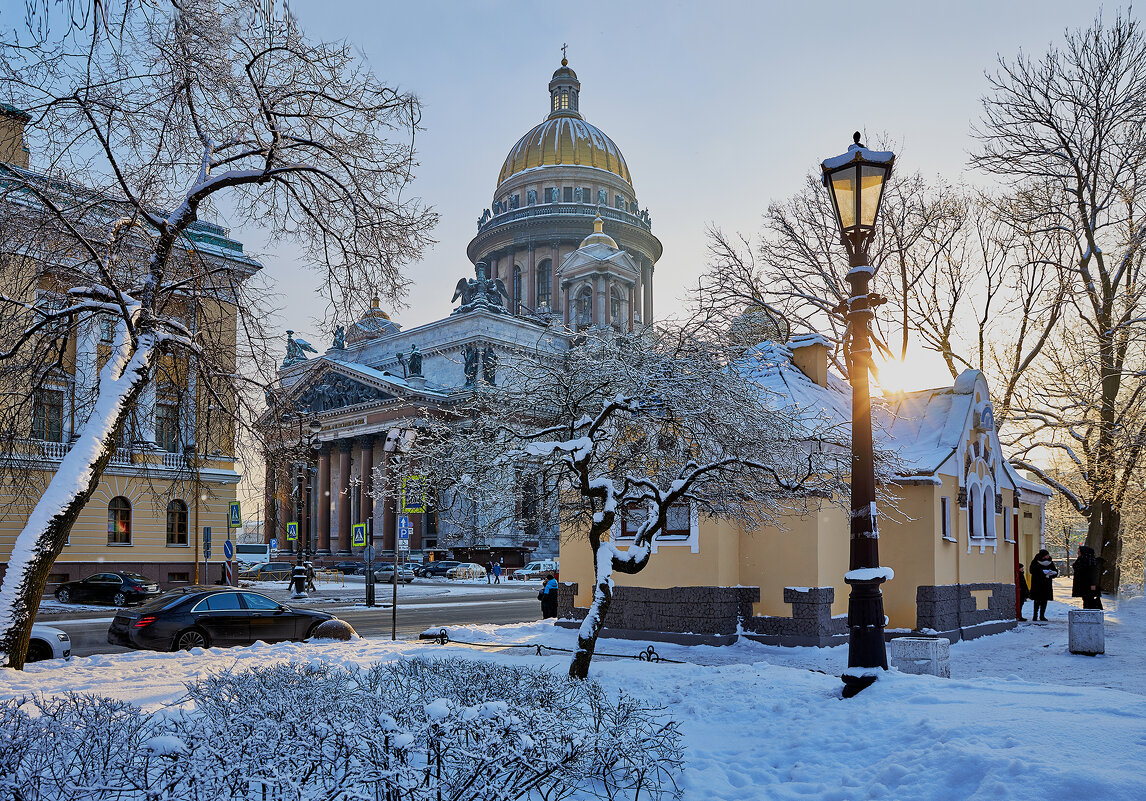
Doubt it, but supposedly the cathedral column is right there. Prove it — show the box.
[627,281,635,330]
[337,440,352,554]
[604,275,613,326]
[642,260,654,323]
[594,274,605,326]
[263,460,276,545]
[316,445,331,554]
[527,244,536,311]
[358,435,374,532]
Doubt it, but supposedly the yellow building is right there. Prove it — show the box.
[0,106,257,591]
[558,336,1050,645]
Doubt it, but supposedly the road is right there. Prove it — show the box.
[39,585,543,658]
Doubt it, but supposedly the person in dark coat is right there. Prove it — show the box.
[1016,563,1030,621]
[1071,545,1104,610]
[539,573,559,619]
[1028,549,1058,621]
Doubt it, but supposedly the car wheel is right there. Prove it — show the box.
[56,588,71,604]
[112,591,127,606]
[304,622,321,640]
[174,628,210,651]
[25,639,51,663]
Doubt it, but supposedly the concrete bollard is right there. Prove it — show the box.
[890,636,951,678]
[1068,609,1105,655]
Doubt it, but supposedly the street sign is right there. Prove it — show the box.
[270,537,278,550]
[286,522,298,541]
[363,544,375,564]
[223,539,234,559]
[203,526,212,559]
[397,514,411,552]
[401,476,426,513]
[352,523,367,547]
[225,560,233,585]
[228,501,241,528]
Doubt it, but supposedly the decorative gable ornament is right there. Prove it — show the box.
[296,373,393,414]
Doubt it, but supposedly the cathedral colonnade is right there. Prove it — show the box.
[264,434,429,558]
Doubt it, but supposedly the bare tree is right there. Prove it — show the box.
[419,328,849,679]
[0,0,435,667]
[973,9,1146,591]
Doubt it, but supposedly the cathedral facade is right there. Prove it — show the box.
[265,59,660,567]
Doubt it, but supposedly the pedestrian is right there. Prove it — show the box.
[1016,563,1030,621]
[1072,545,1104,610]
[1028,549,1058,622]
[493,562,501,584]
[487,561,493,584]
[305,561,317,593]
[539,573,559,619]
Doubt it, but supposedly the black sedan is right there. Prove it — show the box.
[107,587,333,651]
[54,571,161,606]
[421,561,460,578]
[332,561,363,575]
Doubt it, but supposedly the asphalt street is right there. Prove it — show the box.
[36,582,544,657]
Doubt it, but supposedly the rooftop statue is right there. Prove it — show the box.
[283,330,317,367]
[451,263,512,315]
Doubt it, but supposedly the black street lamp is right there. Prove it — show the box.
[821,132,895,697]
[290,416,323,596]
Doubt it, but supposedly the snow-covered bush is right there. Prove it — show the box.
[0,657,683,800]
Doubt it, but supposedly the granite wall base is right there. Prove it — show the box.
[915,583,1016,643]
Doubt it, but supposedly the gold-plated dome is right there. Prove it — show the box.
[579,214,618,249]
[497,117,633,187]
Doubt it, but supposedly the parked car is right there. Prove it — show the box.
[107,587,334,651]
[447,562,486,580]
[511,560,559,581]
[421,560,460,578]
[362,565,415,584]
[332,561,362,575]
[27,623,71,662]
[238,562,293,581]
[54,571,161,606]
[401,562,425,577]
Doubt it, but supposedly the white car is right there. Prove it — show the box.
[28,623,71,662]
[446,563,487,580]
[512,560,559,581]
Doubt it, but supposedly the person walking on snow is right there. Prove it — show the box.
[1028,549,1058,622]
[492,562,501,584]
[1072,545,1104,610]
[1016,563,1030,621]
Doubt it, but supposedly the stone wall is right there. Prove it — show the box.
[915,582,1016,642]
[741,586,849,647]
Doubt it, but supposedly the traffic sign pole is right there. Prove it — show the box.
[203,527,212,586]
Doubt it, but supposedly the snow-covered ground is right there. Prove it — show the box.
[7,578,1144,800]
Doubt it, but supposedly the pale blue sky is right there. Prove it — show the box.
[250,0,1114,385]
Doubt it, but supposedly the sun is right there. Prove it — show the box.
[873,349,953,395]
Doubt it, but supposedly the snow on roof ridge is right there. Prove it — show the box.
[952,369,983,395]
[787,333,830,349]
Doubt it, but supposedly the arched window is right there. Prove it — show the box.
[536,260,552,309]
[967,485,979,539]
[512,265,522,315]
[575,286,594,329]
[610,286,625,327]
[983,485,996,540]
[108,496,132,545]
[166,499,188,546]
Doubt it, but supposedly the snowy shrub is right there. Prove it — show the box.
[0,657,682,800]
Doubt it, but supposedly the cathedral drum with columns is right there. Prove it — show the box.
[468,57,661,330]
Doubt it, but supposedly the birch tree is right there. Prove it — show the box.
[973,9,1146,591]
[0,0,435,667]
[420,329,847,679]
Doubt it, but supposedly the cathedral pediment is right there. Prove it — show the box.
[294,370,395,414]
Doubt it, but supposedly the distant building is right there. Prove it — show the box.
[0,106,254,590]
[265,59,659,567]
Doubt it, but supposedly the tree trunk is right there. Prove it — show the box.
[0,345,152,668]
[569,569,613,680]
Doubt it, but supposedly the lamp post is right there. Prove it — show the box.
[290,416,323,596]
[821,132,895,697]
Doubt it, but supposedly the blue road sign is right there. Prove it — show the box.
[223,539,234,559]
[352,523,367,547]
[228,501,241,528]
[287,522,298,541]
[397,515,411,551]
[270,538,278,550]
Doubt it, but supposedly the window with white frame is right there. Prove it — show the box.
[1002,506,1013,542]
[982,485,997,540]
[968,485,980,539]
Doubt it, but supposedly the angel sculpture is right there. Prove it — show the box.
[450,263,512,315]
[283,330,318,367]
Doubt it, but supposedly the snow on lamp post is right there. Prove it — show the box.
[821,132,895,697]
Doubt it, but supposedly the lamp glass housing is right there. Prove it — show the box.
[821,142,895,254]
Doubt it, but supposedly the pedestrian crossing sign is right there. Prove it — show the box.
[401,475,426,513]
[352,523,367,547]
[287,521,298,541]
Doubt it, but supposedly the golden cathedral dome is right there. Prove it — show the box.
[496,60,632,187]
